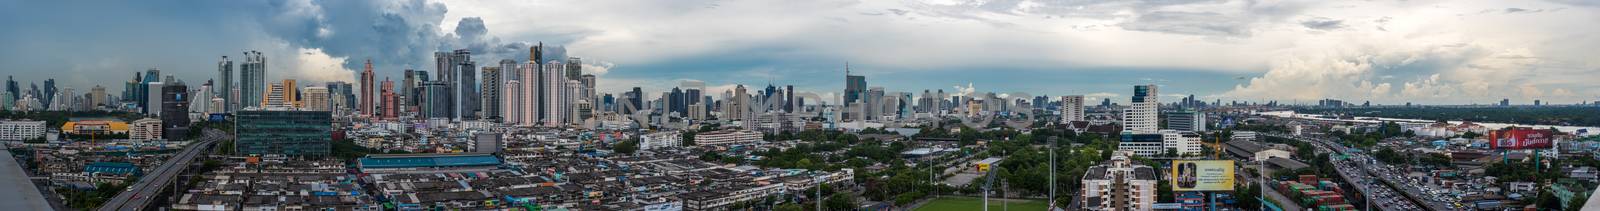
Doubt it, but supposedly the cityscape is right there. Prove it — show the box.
[3,0,1600,211]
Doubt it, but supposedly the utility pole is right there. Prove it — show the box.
[1049,136,1057,209]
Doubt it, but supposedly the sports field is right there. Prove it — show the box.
[912,196,1051,211]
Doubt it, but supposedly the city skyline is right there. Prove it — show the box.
[3,0,1599,105]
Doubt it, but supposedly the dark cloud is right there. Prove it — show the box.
[1300,17,1346,30]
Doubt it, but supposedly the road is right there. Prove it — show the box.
[97,138,217,211]
[1266,133,1462,211]
[1262,133,1432,211]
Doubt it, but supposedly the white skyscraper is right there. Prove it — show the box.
[520,61,538,126]
[1123,85,1158,134]
[541,61,568,127]
[1061,95,1084,123]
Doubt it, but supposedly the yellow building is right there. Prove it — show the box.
[61,120,130,135]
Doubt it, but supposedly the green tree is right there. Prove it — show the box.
[774,204,804,211]
[826,192,857,210]
[612,139,639,154]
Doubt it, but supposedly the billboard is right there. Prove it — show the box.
[1172,160,1235,191]
[1489,127,1554,149]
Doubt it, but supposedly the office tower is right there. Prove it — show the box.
[866,87,884,120]
[621,87,643,114]
[281,79,299,108]
[422,81,451,118]
[137,68,161,113]
[669,87,685,116]
[302,87,329,111]
[410,71,429,112]
[42,79,54,107]
[1061,95,1085,123]
[235,110,332,156]
[499,59,518,123]
[724,85,749,121]
[530,42,544,63]
[1080,151,1158,210]
[264,83,286,108]
[325,82,344,114]
[217,56,233,112]
[784,85,795,113]
[1123,84,1159,134]
[540,61,568,126]
[579,74,596,103]
[433,52,455,119]
[566,57,583,80]
[566,80,583,123]
[359,59,374,116]
[1165,110,1206,132]
[454,49,478,120]
[239,51,266,109]
[843,66,865,120]
[160,80,190,139]
[481,66,502,122]
[381,78,396,120]
[146,78,163,116]
[402,69,415,112]
[4,76,15,102]
[90,85,107,108]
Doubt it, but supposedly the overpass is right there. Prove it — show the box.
[97,139,216,211]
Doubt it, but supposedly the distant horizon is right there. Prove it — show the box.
[3,0,1598,105]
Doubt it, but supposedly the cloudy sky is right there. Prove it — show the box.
[2,0,1597,105]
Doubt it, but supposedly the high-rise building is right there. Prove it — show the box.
[191,81,213,114]
[217,56,234,112]
[567,80,586,123]
[42,79,55,107]
[842,65,866,121]
[724,85,749,121]
[161,80,189,139]
[263,83,285,108]
[518,61,538,125]
[360,59,374,116]
[4,76,16,102]
[402,69,415,113]
[480,66,502,122]
[579,74,596,103]
[381,78,396,120]
[235,109,332,156]
[1160,130,1202,156]
[540,61,568,126]
[281,79,299,108]
[422,81,452,119]
[1123,84,1159,134]
[433,52,455,119]
[1061,95,1085,123]
[1164,109,1206,132]
[301,86,329,111]
[146,79,163,116]
[454,49,478,120]
[1080,151,1158,211]
[240,51,267,109]
[90,85,107,109]
[566,57,583,80]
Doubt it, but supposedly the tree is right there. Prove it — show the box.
[826,192,857,210]
[774,204,804,211]
[612,140,639,154]
[681,132,697,146]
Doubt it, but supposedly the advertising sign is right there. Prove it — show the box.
[1172,160,1235,191]
[1490,127,1555,149]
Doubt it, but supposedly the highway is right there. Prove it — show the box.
[97,138,217,211]
[1262,133,1433,211]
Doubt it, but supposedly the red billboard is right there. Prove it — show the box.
[1489,127,1554,149]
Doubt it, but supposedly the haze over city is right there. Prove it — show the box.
[3,0,1598,105]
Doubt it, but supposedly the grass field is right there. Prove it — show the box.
[912,196,1051,211]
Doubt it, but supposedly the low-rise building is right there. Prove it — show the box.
[694,129,762,147]
[0,120,46,140]
[640,131,682,150]
[1081,151,1158,211]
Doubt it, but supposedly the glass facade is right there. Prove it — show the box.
[235,110,331,156]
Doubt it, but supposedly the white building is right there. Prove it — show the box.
[694,129,762,146]
[1160,130,1203,156]
[1122,85,1159,134]
[640,131,682,150]
[0,120,47,140]
[1061,95,1085,123]
[130,118,163,141]
[1081,151,1158,211]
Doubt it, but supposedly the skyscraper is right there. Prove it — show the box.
[540,61,568,126]
[402,69,415,113]
[566,57,583,80]
[90,85,107,108]
[240,51,267,109]
[454,49,478,120]
[301,86,329,111]
[217,56,234,112]
[4,76,16,102]
[480,66,502,122]
[381,78,396,120]
[160,80,189,139]
[360,59,374,116]
[1061,95,1085,123]
[42,79,55,107]
[422,81,452,119]
[843,65,866,121]
[1123,85,1159,134]
[724,85,749,121]
[519,61,538,125]
[281,79,299,108]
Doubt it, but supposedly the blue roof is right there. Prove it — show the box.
[84,162,140,175]
[358,154,501,169]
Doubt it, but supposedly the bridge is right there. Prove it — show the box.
[97,139,216,211]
